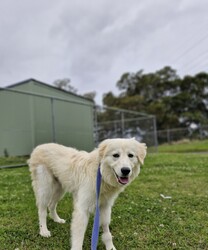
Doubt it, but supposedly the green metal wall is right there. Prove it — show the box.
[0,80,95,156]
[0,90,33,156]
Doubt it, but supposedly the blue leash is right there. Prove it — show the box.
[91,165,102,250]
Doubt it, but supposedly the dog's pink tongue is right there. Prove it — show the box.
[118,177,129,185]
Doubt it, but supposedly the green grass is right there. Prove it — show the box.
[0,156,27,167]
[0,147,208,249]
[158,139,208,153]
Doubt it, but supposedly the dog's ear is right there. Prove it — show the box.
[137,142,147,165]
[98,139,109,160]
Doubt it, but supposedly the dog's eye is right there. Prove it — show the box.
[113,153,120,158]
[128,153,134,158]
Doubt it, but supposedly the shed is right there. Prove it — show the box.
[0,79,95,156]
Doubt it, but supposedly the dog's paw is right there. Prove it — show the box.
[40,229,51,237]
[106,245,117,250]
[55,218,66,224]
[49,213,66,224]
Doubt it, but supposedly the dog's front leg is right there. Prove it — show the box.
[70,203,89,250]
[100,205,117,250]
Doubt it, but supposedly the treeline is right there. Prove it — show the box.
[103,66,208,130]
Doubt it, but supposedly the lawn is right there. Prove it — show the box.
[0,144,208,249]
[158,139,208,153]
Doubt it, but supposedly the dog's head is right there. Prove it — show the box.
[98,138,147,187]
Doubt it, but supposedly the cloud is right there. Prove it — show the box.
[0,0,208,104]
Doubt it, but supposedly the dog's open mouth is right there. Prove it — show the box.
[113,171,129,185]
[117,176,129,185]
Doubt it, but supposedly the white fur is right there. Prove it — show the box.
[28,138,147,250]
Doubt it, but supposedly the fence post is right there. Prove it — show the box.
[199,125,203,139]
[51,98,56,142]
[121,111,125,137]
[167,129,170,144]
[153,116,158,152]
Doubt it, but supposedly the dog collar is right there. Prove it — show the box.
[91,165,102,250]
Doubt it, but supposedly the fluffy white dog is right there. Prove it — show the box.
[28,138,147,250]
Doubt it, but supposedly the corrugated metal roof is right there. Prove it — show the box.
[4,78,94,103]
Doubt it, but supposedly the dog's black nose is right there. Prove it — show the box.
[121,167,131,176]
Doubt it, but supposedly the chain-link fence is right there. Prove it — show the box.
[157,126,208,144]
[94,105,158,152]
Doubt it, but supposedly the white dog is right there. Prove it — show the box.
[28,138,147,250]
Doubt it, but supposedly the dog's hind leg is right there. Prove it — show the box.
[100,205,117,250]
[48,180,66,223]
[32,165,53,237]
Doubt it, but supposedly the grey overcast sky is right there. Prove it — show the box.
[0,0,208,104]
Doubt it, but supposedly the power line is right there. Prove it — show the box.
[181,49,208,71]
[187,60,208,73]
[171,32,208,64]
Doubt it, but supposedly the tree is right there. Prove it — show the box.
[53,78,78,93]
[174,72,208,126]
[116,66,180,102]
[102,67,208,130]
[83,91,96,101]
